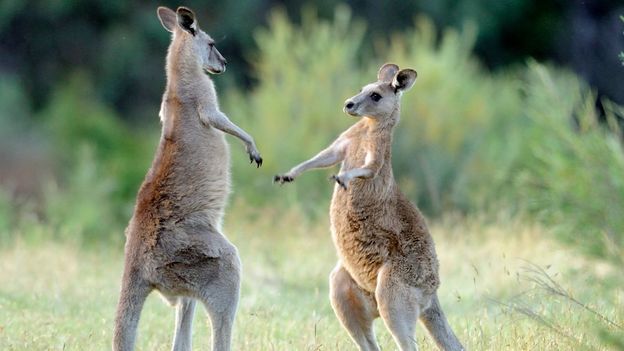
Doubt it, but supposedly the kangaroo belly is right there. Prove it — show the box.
[330,188,441,293]
[142,218,240,296]
[331,225,387,292]
[330,193,394,292]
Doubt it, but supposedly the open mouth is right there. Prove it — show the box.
[343,108,359,117]
[204,67,225,75]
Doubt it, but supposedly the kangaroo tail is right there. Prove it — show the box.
[420,294,465,351]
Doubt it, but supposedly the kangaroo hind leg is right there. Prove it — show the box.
[420,294,464,351]
[113,264,151,351]
[375,264,423,351]
[329,264,381,351]
[171,297,197,351]
[197,235,241,351]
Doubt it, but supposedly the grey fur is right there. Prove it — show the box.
[112,6,261,351]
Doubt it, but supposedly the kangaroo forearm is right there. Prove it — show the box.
[276,136,348,182]
[342,167,374,180]
[290,152,341,176]
[203,110,255,148]
[355,150,384,179]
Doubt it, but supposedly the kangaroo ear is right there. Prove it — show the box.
[378,63,399,83]
[176,7,197,36]
[392,69,417,93]
[157,7,176,32]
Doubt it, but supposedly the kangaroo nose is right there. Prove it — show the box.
[223,58,227,65]
[345,101,354,109]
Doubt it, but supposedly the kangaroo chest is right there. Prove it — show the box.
[176,128,231,211]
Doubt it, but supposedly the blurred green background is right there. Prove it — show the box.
[1,1,624,350]
[1,0,623,256]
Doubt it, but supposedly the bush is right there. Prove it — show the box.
[508,62,624,260]
[3,6,624,262]
[223,9,624,261]
[35,72,156,243]
[376,18,523,214]
[223,9,525,216]
[224,6,367,214]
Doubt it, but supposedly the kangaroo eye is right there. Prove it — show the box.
[370,92,382,102]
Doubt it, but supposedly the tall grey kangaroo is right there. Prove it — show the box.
[275,63,464,351]
[113,6,262,351]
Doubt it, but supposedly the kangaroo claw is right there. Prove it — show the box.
[273,174,293,184]
[330,175,347,190]
[249,153,263,168]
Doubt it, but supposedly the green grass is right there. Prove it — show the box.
[1,204,621,350]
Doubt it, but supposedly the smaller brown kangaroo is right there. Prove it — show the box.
[112,6,262,351]
[275,63,464,351]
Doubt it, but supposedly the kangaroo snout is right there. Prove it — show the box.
[212,56,227,74]
[344,100,357,115]
[215,51,227,66]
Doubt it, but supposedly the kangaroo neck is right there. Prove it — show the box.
[362,107,400,176]
[164,35,206,97]
[363,106,400,139]
[160,34,215,140]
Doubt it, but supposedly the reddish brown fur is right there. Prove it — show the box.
[275,63,462,351]
[330,114,440,296]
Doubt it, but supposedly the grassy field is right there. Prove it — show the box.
[1,203,621,350]
[1,6,623,351]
